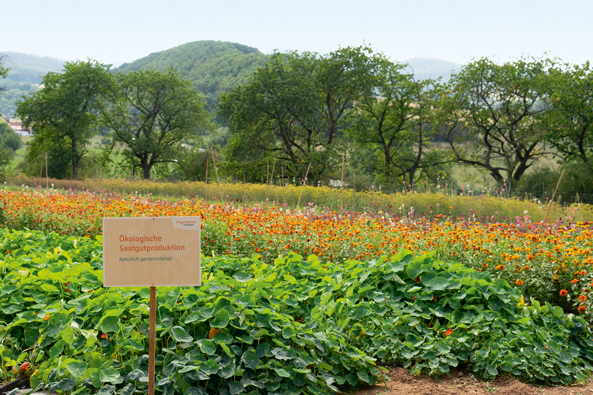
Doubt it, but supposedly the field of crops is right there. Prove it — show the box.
[2,188,593,393]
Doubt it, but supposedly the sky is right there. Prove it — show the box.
[3,0,592,67]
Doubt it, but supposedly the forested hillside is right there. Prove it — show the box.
[114,41,270,108]
[0,52,65,117]
[403,57,462,81]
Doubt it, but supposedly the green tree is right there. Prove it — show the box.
[544,62,593,166]
[219,46,383,182]
[0,55,8,95]
[100,69,211,179]
[434,57,552,183]
[347,60,449,188]
[16,60,113,179]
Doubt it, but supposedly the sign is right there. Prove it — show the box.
[103,217,201,287]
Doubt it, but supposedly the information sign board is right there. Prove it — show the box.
[103,217,201,287]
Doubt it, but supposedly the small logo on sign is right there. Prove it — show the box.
[173,218,200,230]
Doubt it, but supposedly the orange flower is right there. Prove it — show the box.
[578,295,587,303]
[495,264,505,270]
[515,279,524,286]
[208,328,221,339]
[44,315,50,321]
[445,329,454,336]
[523,265,530,271]
[571,279,580,283]
[578,305,586,314]
[560,289,569,297]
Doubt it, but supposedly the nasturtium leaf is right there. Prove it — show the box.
[212,333,233,344]
[99,367,120,383]
[96,384,115,395]
[66,361,87,378]
[274,368,291,378]
[210,310,230,328]
[99,316,119,333]
[1,304,23,314]
[185,387,208,395]
[121,383,135,395]
[228,381,245,395]
[170,326,193,343]
[199,359,219,375]
[41,284,59,293]
[405,259,424,280]
[281,326,296,339]
[56,378,77,392]
[233,272,252,282]
[48,339,65,359]
[425,276,449,291]
[198,339,217,355]
[243,352,260,370]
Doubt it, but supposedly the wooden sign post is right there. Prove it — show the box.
[103,217,201,395]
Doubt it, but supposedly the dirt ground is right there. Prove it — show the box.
[351,367,593,395]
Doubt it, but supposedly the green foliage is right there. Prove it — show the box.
[435,57,552,183]
[1,228,593,393]
[100,68,212,180]
[0,229,379,394]
[544,61,593,166]
[16,60,114,179]
[220,46,385,182]
[114,41,269,110]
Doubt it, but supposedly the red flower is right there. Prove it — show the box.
[578,305,587,314]
[560,289,569,297]
[445,329,454,336]
[101,334,107,339]
[20,363,28,372]
[571,279,580,283]
[65,282,71,286]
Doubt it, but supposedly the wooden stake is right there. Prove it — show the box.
[282,166,285,203]
[148,286,156,395]
[297,164,311,209]
[340,153,345,215]
[205,160,209,202]
[18,163,22,186]
[270,161,276,202]
[266,163,269,201]
[543,169,565,225]
[45,152,48,190]
[211,148,223,202]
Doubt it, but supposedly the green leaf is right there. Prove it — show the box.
[274,368,291,378]
[41,284,59,293]
[198,339,217,355]
[210,309,230,328]
[99,367,120,383]
[48,339,65,359]
[425,276,449,291]
[170,326,193,343]
[233,272,252,282]
[281,326,296,339]
[199,359,219,375]
[99,316,119,333]
[405,259,423,280]
[66,361,87,378]
[56,378,77,392]
[243,352,260,370]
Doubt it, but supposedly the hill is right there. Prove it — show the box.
[1,52,65,84]
[113,41,270,109]
[0,52,65,117]
[403,57,463,81]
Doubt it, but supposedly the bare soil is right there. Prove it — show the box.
[351,367,593,395]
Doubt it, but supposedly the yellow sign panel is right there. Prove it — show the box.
[103,217,201,287]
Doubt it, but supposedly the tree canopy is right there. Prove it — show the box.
[16,60,113,179]
[100,68,212,179]
[220,46,389,182]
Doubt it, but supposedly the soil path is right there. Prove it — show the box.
[352,367,593,395]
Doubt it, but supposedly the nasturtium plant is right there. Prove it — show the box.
[1,228,593,394]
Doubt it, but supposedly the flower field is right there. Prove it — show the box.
[1,189,593,319]
[2,228,593,395]
[3,188,593,392]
